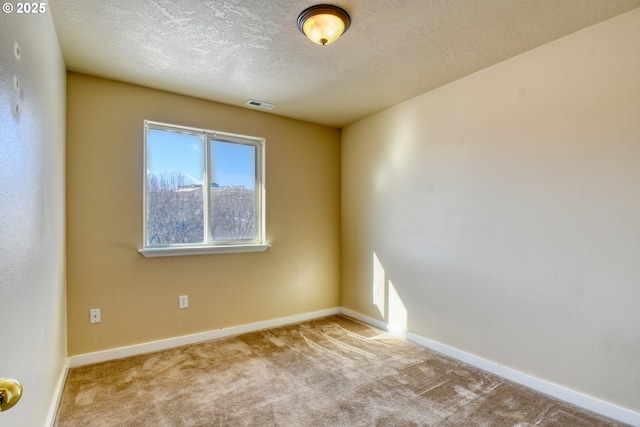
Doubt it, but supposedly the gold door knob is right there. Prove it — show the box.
[0,378,22,411]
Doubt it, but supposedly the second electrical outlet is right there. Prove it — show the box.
[179,295,188,309]
[90,308,101,323]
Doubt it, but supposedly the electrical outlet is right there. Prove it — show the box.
[179,295,188,309]
[90,308,101,323]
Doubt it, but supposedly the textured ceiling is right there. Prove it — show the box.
[49,0,640,128]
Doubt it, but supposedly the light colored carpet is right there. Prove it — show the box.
[55,315,627,426]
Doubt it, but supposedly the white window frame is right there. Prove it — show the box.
[139,120,269,257]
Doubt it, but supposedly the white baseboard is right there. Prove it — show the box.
[47,360,69,427]
[68,307,341,368]
[341,309,640,426]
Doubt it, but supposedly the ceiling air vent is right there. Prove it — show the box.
[246,99,276,110]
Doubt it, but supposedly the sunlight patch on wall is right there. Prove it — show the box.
[373,252,407,335]
[388,280,407,335]
[373,252,385,318]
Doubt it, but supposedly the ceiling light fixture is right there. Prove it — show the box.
[297,4,351,46]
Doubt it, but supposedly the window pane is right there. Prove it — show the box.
[146,128,205,245]
[209,140,257,241]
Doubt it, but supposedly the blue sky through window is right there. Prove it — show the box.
[210,141,256,190]
[147,128,256,190]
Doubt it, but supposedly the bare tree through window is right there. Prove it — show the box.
[146,172,204,245]
[211,186,256,240]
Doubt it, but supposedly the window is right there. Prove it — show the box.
[139,121,269,257]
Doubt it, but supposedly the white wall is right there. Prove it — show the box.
[0,7,67,427]
[342,8,640,415]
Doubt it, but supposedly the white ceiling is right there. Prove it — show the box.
[49,0,640,128]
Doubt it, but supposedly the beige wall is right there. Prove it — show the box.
[342,8,640,413]
[66,73,341,356]
[0,9,67,426]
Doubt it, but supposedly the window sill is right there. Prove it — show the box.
[138,244,271,257]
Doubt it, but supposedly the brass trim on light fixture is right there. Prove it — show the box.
[297,4,351,46]
[0,378,22,412]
